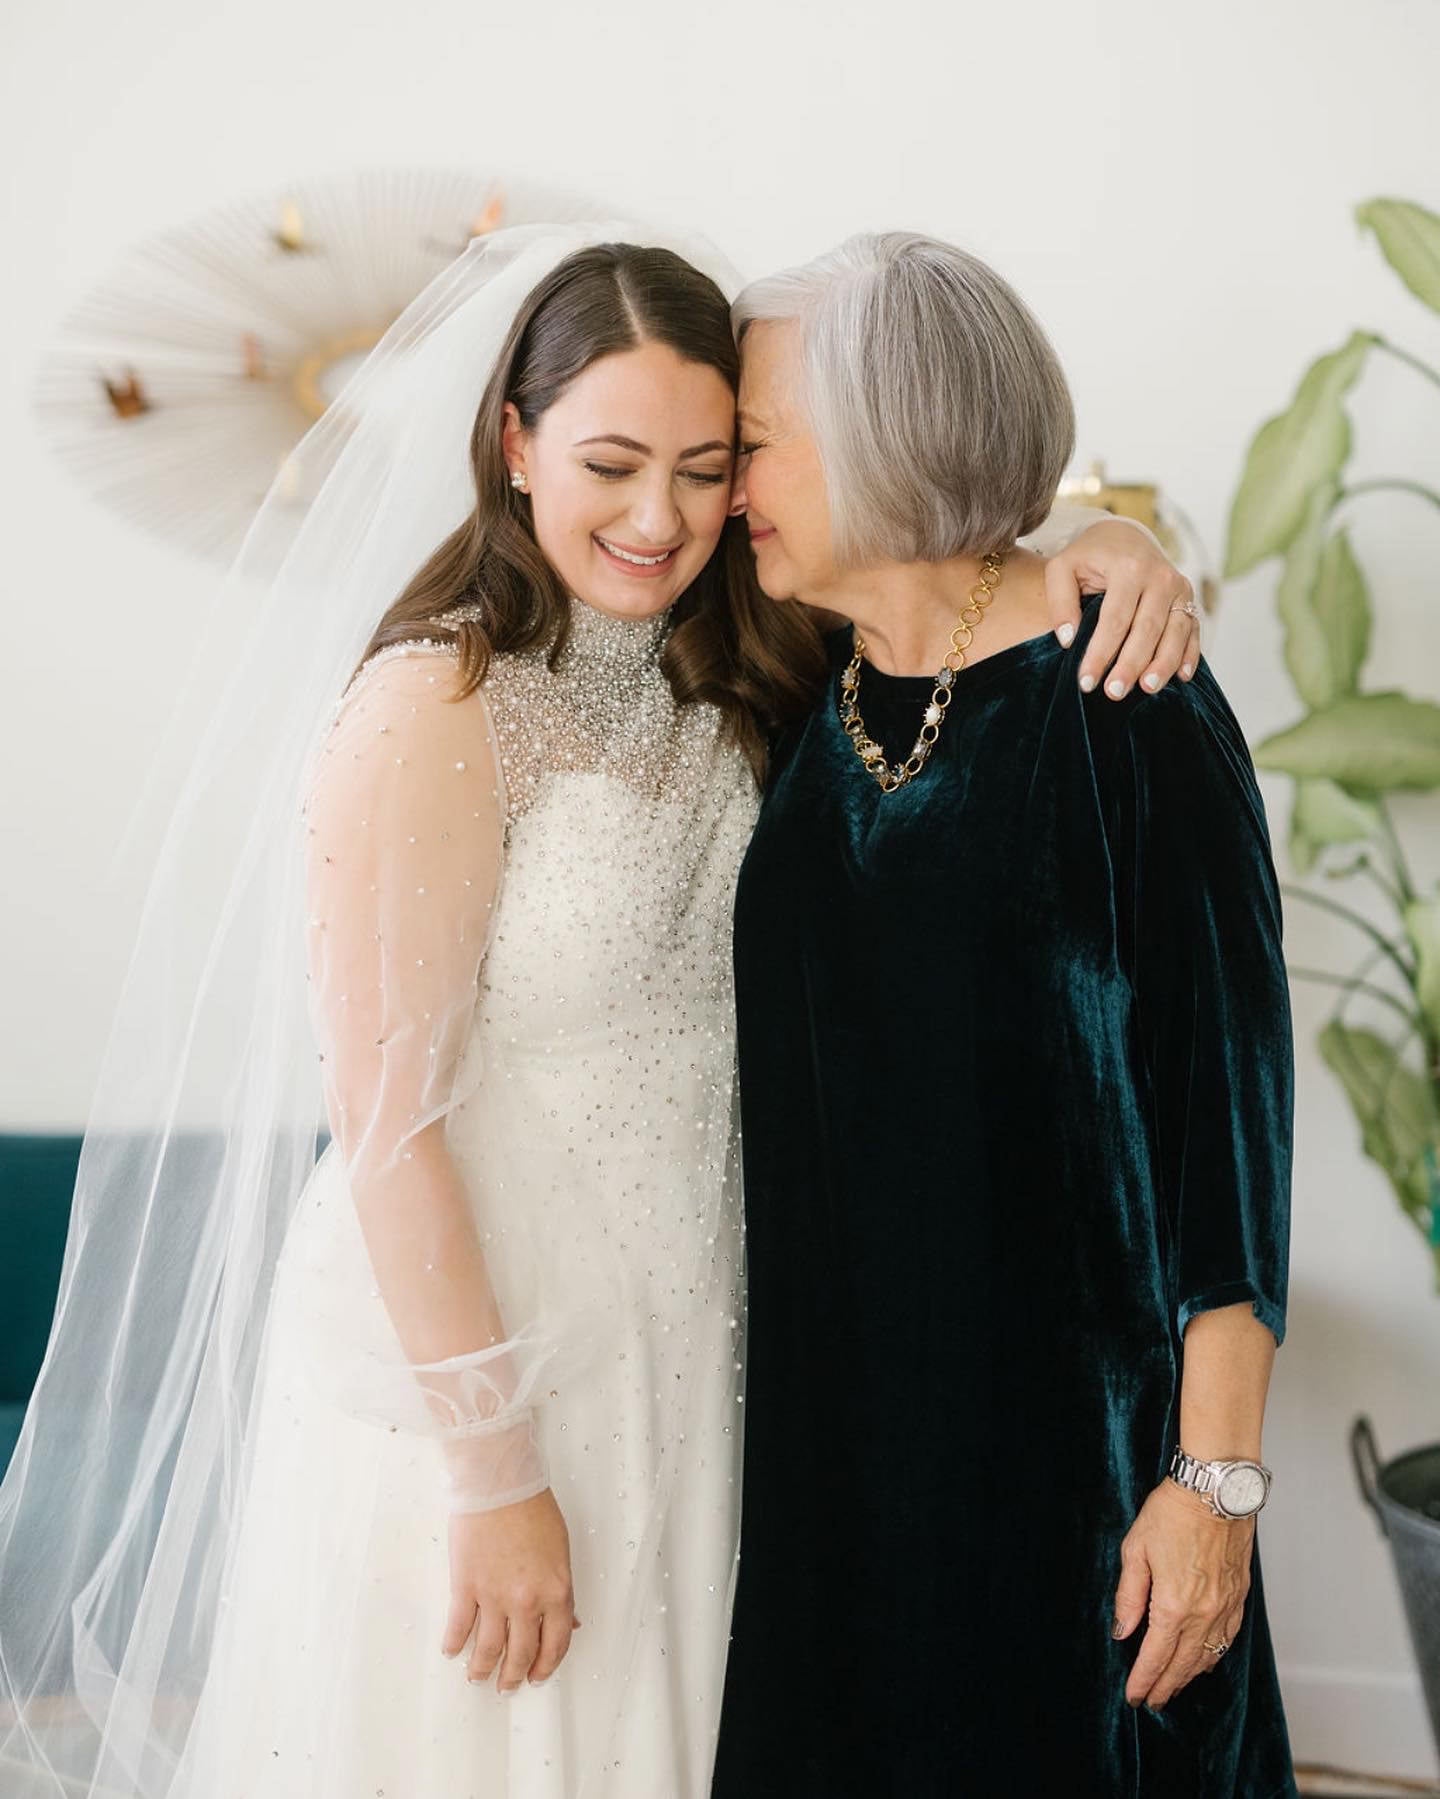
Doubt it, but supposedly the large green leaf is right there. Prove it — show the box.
[1225,331,1373,577]
[1356,197,1440,315]
[1276,483,1341,709]
[1312,530,1372,698]
[1405,895,1440,1043]
[1275,492,1373,710]
[1319,1020,1438,1227]
[1255,692,1440,791]
[1288,776,1383,873]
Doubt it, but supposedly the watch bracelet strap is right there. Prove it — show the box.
[1169,1446,1272,1497]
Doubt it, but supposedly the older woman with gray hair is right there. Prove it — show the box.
[710,234,1296,1798]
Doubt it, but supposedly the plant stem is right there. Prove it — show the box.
[1349,942,1389,986]
[1374,334,1440,397]
[1357,857,1405,912]
[1280,882,1417,985]
[1375,799,1419,907]
[1340,478,1440,516]
[1288,964,1420,1027]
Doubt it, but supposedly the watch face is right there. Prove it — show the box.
[1216,1463,1267,1516]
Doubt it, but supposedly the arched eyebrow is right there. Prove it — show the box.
[573,434,732,459]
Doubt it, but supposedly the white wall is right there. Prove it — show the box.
[4,0,1439,1779]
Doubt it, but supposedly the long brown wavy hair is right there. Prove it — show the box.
[352,242,827,780]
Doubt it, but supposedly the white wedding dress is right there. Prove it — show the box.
[171,597,759,1798]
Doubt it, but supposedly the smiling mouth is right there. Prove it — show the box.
[594,535,680,568]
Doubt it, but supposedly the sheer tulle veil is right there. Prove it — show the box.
[0,216,743,1797]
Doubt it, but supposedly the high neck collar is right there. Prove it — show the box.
[554,597,672,672]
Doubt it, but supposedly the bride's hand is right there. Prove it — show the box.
[1044,517,1199,698]
[442,1488,581,1691]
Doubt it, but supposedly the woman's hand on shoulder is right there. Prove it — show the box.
[1043,517,1199,701]
[1111,1479,1253,1710]
[442,1488,581,1692]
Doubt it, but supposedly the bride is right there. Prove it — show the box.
[0,222,1190,1797]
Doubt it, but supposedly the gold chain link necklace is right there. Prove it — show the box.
[838,551,1006,793]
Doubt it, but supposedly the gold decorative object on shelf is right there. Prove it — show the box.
[1058,457,1221,617]
[33,167,598,562]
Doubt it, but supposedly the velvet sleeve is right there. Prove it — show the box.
[1105,672,1294,1346]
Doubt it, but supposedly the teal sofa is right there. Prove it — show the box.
[0,1134,81,1479]
[0,1131,331,1480]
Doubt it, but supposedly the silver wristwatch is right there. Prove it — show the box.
[1167,1446,1272,1520]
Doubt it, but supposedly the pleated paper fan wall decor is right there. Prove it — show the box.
[33,167,600,562]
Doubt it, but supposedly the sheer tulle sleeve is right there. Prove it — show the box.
[300,648,549,1512]
[1018,502,1165,558]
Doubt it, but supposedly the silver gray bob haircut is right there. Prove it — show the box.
[732,231,1076,567]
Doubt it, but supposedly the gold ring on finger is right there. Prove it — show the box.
[1202,1637,1230,1657]
[1170,597,1199,620]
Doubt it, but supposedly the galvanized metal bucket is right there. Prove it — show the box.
[1352,1415,1440,1761]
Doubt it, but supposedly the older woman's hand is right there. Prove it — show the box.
[1044,518,1200,698]
[1111,1479,1253,1710]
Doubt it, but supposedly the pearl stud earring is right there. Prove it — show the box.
[510,470,529,493]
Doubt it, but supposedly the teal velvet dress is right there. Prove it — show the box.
[710,594,1298,1798]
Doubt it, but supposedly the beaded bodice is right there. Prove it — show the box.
[343,596,743,824]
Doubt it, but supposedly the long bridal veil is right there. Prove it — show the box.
[0,216,741,1798]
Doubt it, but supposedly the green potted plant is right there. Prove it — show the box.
[1225,194,1440,1759]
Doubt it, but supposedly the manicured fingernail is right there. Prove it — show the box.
[1111,1616,1125,1639]
[1079,674,1097,694]
[1107,678,1127,699]
[1057,622,1075,647]
[1181,663,1194,679]
[1127,1697,1142,1709]
[1142,673,1159,692]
